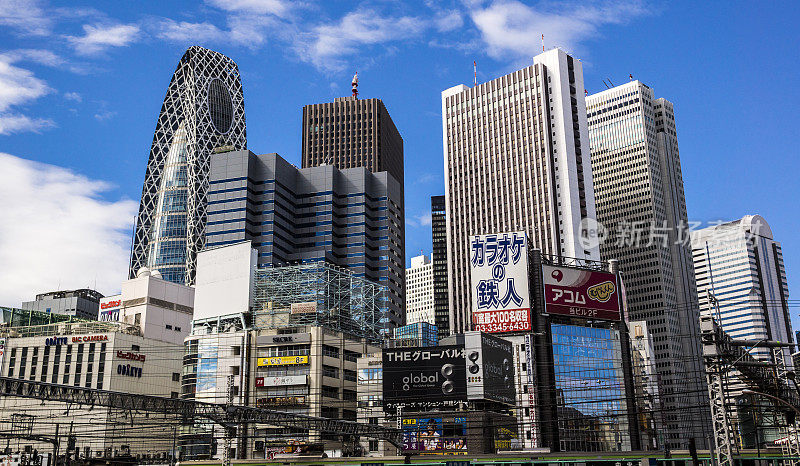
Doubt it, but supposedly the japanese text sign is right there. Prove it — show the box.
[470,232,531,333]
[542,265,621,321]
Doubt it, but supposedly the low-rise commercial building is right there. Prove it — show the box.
[0,321,183,460]
[21,289,103,320]
[181,241,387,460]
[99,267,194,345]
[182,321,379,459]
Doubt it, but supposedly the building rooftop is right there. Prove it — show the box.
[33,288,104,302]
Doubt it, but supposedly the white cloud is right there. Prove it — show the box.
[4,48,63,67]
[302,9,427,71]
[0,153,138,306]
[417,212,432,227]
[0,113,54,134]
[406,211,432,228]
[0,0,51,35]
[0,54,51,112]
[434,9,464,32]
[155,19,227,43]
[67,23,140,55]
[94,110,116,121]
[206,0,293,18]
[0,53,54,134]
[469,0,647,60]
[63,91,81,102]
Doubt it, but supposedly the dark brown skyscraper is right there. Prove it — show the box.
[301,97,404,187]
[301,94,406,324]
[430,195,449,338]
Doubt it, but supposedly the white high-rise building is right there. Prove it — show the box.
[692,215,793,365]
[586,80,709,449]
[405,255,434,325]
[442,48,600,334]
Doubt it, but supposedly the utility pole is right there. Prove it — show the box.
[53,424,59,464]
[222,374,235,466]
[701,315,735,466]
[171,425,177,466]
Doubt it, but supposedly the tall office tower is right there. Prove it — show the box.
[692,215,793,365]
[301,95,405,322]
[430,195,450,338]
[301,97,404,187]
[586,81,708,448]
[442,48,600,334]
[405,254,434,325]
[129,46,246,286]
[205,150,404,328]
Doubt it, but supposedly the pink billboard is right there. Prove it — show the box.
[542,265,621,321]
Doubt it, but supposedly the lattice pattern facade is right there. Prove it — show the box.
[130,46,247,286]
[251,262,388,343]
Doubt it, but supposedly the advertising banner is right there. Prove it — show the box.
[255,375,307,387]
[256,396,306,407]
[523,334,540,448]
[542,265,621,321]
[99,295,122,322]
[257,355,309,366]
[464,332,515,405]
[469,232,531,333]
[402,417,468,454]
[382,346,466,411]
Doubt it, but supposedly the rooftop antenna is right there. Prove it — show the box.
[602,79,610,89]
[541,33,545,52]
[607,78,615,87]
[629,73,634,81]
[351,72,359,99]
[473,61,477,87]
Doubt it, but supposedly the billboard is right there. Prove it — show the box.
[470,232,531,333]
[256,375,307,387]
[464,332,515,405]
[382,346,466,411]
[257,355,309,366]
[402,417,468,454]
[542,265,621,321]
[99,295,122,322]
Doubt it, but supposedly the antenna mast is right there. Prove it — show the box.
[473,61,477,87]
[351,72,359,99]
[541,33,545,52]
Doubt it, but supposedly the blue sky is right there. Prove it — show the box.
[1,0,799,329]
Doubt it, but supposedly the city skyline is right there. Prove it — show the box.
[1,0,799,339]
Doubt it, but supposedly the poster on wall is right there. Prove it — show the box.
[542,265,621,321]
[469,232,531,333]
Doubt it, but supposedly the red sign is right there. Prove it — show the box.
[72,335,109,343]
[472,309,531,333]
[255,377,264,387]
[542,265,621,321]
[101,300,121,309]
[117,350,146,362]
